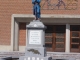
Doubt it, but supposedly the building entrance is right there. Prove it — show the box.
[45,25,66,52]
[70,25,80,52]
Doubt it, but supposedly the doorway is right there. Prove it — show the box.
[70,25,80,52]
[45,25,66,52]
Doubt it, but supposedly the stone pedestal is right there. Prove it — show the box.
[20,56,52,60]
[19,20,52,60]
[25,47,46,57]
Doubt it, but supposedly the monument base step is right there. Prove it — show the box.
[19,56,52,60]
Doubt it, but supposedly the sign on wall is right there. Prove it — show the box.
[41,0,78,10]
[29,30,41,45]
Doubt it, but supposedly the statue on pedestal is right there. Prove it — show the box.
[32,0,41,20]
[19,0,52,60]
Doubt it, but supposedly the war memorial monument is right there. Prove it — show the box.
[19,0,52,60]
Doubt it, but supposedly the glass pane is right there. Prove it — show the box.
[45,25,53,33]
[72,32,79,37]
[45,44,52,48]
[56,33,64,37]
[71,25,80,31]
[72,38,79,43]
[56,25,65,32]
[56,38,64,42]
[72,44,79,48]
[45,33,52,36]
[45,44,53,51]
[56,44,64,48]
[45,37,52,42]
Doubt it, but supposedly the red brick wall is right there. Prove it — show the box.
[0,0,80,45]
[0,0,32,45]
[19,23,26,46]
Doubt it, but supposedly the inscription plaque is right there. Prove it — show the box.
[29,30,41,45]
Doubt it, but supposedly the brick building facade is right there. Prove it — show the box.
[0,0,80,53]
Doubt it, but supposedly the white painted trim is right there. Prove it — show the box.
[11,14,80,51]
[65,24,70,53]
[0,45,11,51]
[11,15,15,51]
[19,46,26,52]
[14,21,19,51]
[12,14,80,18]
[26,23,28,47]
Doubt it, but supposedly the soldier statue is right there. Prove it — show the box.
[32,0,41,20]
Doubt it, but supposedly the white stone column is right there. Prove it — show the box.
[26,24,28,47]
[11,16,19,51]
[65,24,70,52]
[14,20,19,51]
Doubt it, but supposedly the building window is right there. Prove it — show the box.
[70,25,80,52]
[45,25,66,52]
